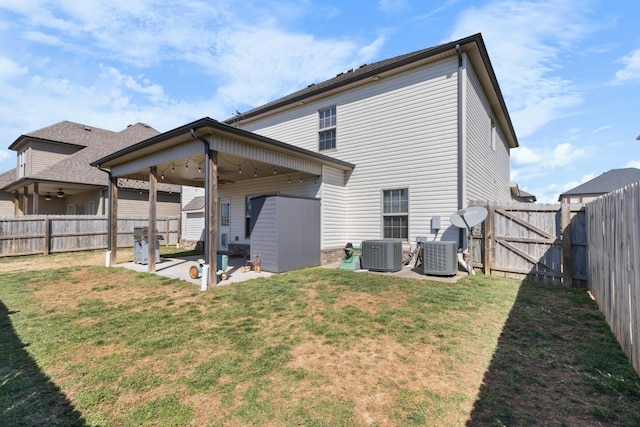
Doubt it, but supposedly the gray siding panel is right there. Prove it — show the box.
[29,141,81,176]
[241,57,461,246]
[465,63,512,203]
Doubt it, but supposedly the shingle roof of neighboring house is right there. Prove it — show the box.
[0,168,16,188]
[3,121,179,193]
[558,168,640,200]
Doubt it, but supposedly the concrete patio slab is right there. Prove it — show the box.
[117,255,273,287]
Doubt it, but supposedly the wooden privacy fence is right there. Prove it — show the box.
[0,215,180,257]
[586,182,640,374]
[469,202,587,287]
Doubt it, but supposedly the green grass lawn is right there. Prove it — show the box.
[1,252,639,426]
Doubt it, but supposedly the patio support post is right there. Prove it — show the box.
[108,175,118,267]
[22,186,29,215]
[13,191,19,215]
[148,166,158,273]
[33,183,39,215]
[205,147,218,287]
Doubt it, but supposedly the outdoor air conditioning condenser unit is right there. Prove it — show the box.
[361,240,402,272]
[422,241,458,276]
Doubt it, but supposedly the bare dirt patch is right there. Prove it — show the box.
[287,335,459,426]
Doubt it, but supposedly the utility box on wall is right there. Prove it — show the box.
[250,195,321,273]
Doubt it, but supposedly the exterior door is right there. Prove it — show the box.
[219,200,230,251]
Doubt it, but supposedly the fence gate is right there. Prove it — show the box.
[471,203,587,287]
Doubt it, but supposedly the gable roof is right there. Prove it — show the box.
[0,168,16,188]
[225,33,518,149]
[2,122,180,192]
[559,168,640,200]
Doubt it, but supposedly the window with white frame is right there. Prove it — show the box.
[88,201,95,215]
[490,118,496,150]
[221,202,230,226]
[382,188,409,239]
[318,106,336,151]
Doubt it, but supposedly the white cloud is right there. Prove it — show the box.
[450,0,596,138]
[99,65,166,102]
[378,0,408,14]
[0,150,9,162]
[511,146,540,165]
[626,160,640,169]
[548,142,587,168]
[512,142,586,169]
[613,49,640,84]
[529,172,596,203]
[0,57,28,79]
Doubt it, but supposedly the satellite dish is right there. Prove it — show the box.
[450,206,488,230]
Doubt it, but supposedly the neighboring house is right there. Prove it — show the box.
[0,121,181,216]
[93,33,521,277]
[558,168,640,204]
[510,184,537,203]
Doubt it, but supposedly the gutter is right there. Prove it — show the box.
[190,129,212,287]
[456,43,467,248]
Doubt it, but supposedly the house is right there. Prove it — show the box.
[0,121,181,216]
[558,168,640,204]
[92,33,520,284]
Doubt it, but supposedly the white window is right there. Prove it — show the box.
[490,118,496,150]
[382,189,409,240]
[318,106,336,151]
[221,202,230,226]
[88,201,95,215]
[18,148,27,178]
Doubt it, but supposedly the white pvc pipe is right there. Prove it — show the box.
[105,251,111,267]
[200,264,209,291]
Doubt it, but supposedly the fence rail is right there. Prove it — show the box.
[470,201,587,287]
[0,215,180,257]
[586,182,640,374]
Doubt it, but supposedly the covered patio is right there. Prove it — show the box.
[91,117,354,289]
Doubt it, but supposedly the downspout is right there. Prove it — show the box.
[191,129,212,289]
[456,44,467,249]
[190,129,210,261]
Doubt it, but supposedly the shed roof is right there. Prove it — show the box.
[182,196,205,212]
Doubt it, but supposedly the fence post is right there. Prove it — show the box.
[561,203,572,288]
[483,206,493,275]
[43,218,51,255]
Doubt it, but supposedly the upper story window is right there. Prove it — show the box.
[318,106,336,151]
[490,118,496,150]
[18,148,27,178]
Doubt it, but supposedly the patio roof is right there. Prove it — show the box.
[91,117,354,186]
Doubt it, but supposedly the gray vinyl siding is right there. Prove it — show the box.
[0,193,14,215]
[465,64,511,202]
[28,141,82,176]
[39,189,103,215]
[241,56,461,245]
[181,186,205,239]
[118,190,181,217]
[320,166,346,248]
[185,212,205,240]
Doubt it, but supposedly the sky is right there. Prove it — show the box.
[0,0,638,203]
